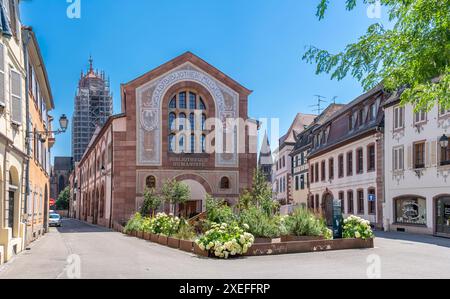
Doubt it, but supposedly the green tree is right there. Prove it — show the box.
[161,179,191,215]
[303,0,450,111]
[56,186,70,210]
[140,188,162,217]
[239,168,277,216]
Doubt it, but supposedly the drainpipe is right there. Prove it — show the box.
[22,29,32,244]
[109,125,114,229]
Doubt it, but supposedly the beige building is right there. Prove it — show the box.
[0,0,28,264]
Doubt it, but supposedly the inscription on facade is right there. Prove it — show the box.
[169,156,208,168]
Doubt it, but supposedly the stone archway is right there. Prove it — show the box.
[174,174,212,218]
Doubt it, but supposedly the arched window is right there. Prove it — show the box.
[179,92,187,109]
[146,176,156,189]
[169,96,176,109]
[220,177,230,189]
[190,134,195,153]
[169,112,176,131]
[201,114,206,131]
[199,98,206,110]
[201,134,206,153]
[179,113,186,130]
[189,113,195,131]
[168,89,209,154]
[169,134,175,152]
[179,135,186,153]
[189,92,196,109]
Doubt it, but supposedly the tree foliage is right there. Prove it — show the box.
[140,188,162,217]
[56,186,70,210]
[161,179,191,214]
[304,0,450,111]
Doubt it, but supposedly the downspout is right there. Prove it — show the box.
[22,29,32,243]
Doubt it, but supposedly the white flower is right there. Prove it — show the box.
[243,223,250,230]
[355,231,361,239]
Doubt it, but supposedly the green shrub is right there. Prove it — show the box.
[343,215,374,239]
[285,208,331,239]
[174,219,197,241]
[124,213,144,233]
[239,206,284,239]
[206,195,236,225]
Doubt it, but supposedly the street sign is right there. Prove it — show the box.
[332,199,343,239]
[369,194,376,202]
[49,198,56,206]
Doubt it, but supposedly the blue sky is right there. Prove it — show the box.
[20,0,388,160]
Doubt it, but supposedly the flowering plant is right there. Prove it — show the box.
[151,212,180,236]
[195,223,255,259]
[343,215,374,240]
[124,213,144,233]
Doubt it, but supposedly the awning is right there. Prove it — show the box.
[0,1,12,37]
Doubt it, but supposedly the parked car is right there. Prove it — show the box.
[49,213,62,227]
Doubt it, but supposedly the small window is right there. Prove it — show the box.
[440,136,450,166]
[220,177,230,189]
[348,114,354,131]
[393,106,405,130]
[367,145,376,171]
[190,134,195,153]
[314,162,319,182]
[295,176,299,191]
[347,191,354,214]
[146,176,156,189]
[300,175,305,190]
[189,92,196,109]
[169,134,176,152]
[179,113,186,130]
[321,160,326,181]
[347,152,353,176]
[356,148,364,174]
[199,98,206,110]
[338,155,344,178]
[414,142,425,169]
[357,190,365,215]
[339,192,345,213]
[393,146,405,171]
[414,110,427,124]
[329,158,334,180]
[169,112,176,131]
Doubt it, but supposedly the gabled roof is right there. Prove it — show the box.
[280,113,316,146]
[123,52,252,95]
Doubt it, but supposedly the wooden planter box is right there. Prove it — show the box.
[137,231,144,239]
[132,231,137,237]
[143,232,151,241]
[193,243,209,257]
[167,237,180,249]
[179,240,194,253]
[280,235,325,242]
[158,235,168,246]
[245,238,374,256]
[151,233,159,243]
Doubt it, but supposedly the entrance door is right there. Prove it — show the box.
[436,196,450,236]
[323,194,333,226]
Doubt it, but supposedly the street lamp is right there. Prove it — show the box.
[31,114,69,142]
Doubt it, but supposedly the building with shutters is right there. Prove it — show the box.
[0,0,29,264]
[290,104,345,208]
[22,27,54,246]
[69,52,258,227]
[383,91,450,237]
[272,113,316,210]
[308,86,385,229]
[72,57,113,162]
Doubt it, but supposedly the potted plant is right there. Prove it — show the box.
[282,208,332,242]
[343,215,374,240]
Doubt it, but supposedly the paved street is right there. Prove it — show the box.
[0,219,449,279]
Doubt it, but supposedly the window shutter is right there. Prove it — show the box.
[407,145,413,169]
[425,142,430,167]
[431,140,437,166]
[10,70,22,124]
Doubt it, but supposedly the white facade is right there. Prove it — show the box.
[272,145,293,204]
[384,102,450,236]
[309,134,381,225]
